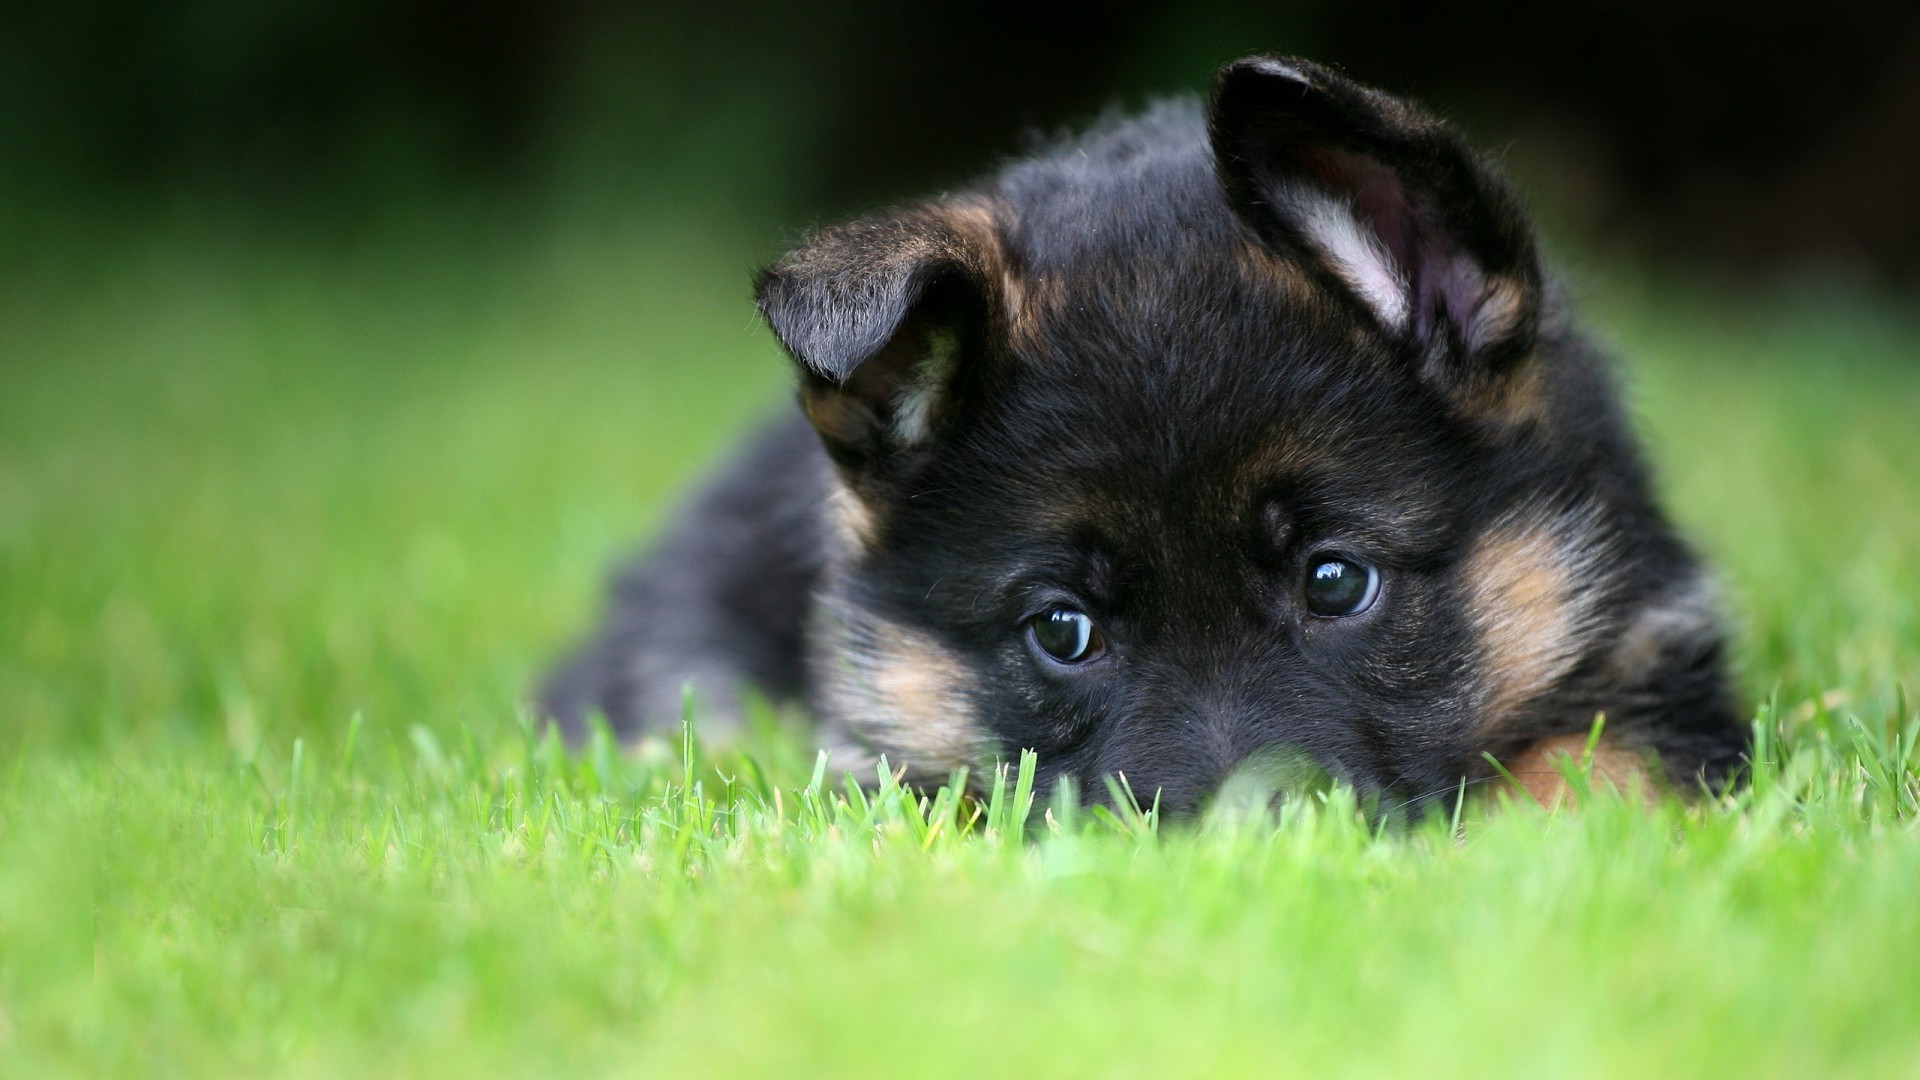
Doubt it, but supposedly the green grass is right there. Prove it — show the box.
[4,211,1920,1076]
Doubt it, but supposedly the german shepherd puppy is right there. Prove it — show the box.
[543,57,1748,813]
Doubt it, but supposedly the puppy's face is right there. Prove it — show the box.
[760,59,1613,812]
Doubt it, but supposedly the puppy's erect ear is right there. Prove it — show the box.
[755,201,1003,473]
[1210,57,1542,384]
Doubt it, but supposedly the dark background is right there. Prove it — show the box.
[5,1,1919,283]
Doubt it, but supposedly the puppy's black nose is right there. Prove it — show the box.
[1090,701,1270,817]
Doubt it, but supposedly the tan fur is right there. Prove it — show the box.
[814,607,990,778]
[1464,504,1611,732]
[1462,275,1530,356]
[1399,273,1551,429]
[941,197,1065,358]
[932,196,1014,311]
[935,196,1004,251]
[1503,733,1651,807]
[1462,354,1553,431]
[825,480,879,550]
[1005,270,1062,354]
[1228,413,1350,495]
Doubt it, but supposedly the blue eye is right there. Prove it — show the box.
[1305,555,1380,617]
[1029,607,1104,663]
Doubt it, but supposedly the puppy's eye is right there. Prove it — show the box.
[1028,607,1105,664]
[1304,555,1380,617]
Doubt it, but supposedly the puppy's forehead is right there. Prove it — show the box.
[997,112,1317,341]
[985,113,1371,403]
[952,352,1462,567]
[916,104,1466,555]
[984,209,1432,489]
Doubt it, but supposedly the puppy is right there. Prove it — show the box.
[542,57,1748,814]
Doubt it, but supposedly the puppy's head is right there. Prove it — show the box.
[757,58,1632,813]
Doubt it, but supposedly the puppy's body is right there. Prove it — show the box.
[544,60,1746,813]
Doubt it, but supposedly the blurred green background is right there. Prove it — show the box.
[6,1,1919,277]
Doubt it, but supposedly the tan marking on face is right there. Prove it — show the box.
[1230,435,1333,508]
[814,604,990,778]
[1463,506,1611,732]
[825,480,879,550]
[1502,733,1653,807]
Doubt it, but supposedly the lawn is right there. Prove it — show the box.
[4,206,1919,1076]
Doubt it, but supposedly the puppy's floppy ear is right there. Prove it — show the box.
[755,202,1002,473]
[1210,57,1542,383]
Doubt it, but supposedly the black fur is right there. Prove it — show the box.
[543,57,1748,815]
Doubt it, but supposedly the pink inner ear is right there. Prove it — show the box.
[1309,148,1489,350]
[1328,155,1416,271]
